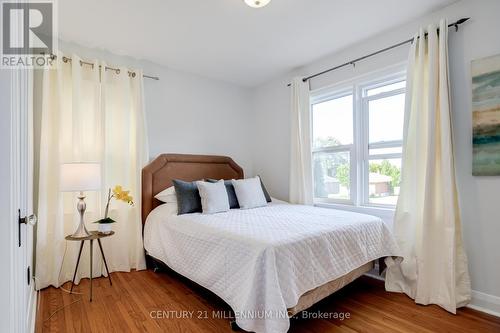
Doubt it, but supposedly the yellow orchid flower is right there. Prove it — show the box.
[124,195,134,205]
[112,185,133,203]
[103,185,134,221]
[112,185,123,196]
[111,185,134,205]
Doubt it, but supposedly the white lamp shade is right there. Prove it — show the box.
[60,163,101,192]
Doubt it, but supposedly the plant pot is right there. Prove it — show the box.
[98,223,113,234]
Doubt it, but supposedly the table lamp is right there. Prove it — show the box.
[60,163,101,238]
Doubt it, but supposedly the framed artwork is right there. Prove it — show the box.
[472,54,500,176]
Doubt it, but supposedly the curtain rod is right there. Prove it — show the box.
[46,54,160,80]
[287,17,470,87]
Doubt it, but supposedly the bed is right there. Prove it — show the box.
[142,154,400,333]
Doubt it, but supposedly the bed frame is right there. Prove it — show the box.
[141,153,378,330]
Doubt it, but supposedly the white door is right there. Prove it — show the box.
[12,67,36,332]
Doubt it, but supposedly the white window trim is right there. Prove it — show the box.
[310,64,407,211]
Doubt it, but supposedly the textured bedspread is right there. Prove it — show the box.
[144,202,400,333]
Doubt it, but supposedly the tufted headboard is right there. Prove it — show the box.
[141,154,244,224]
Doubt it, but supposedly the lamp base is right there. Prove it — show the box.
[71,222,91,238]
[72,193,91,238]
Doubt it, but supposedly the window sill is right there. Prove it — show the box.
[314,202,395,225]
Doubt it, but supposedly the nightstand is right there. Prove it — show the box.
[65,230,114,301]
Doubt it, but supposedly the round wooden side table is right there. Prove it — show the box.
[65,230,114,301]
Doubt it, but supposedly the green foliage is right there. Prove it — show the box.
[94,217,116,224]
[369,160,401,189]
[336,164,350,188]
[313,135,400,196]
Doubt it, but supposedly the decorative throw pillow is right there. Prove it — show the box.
[258,175,272,203]
[154,186,177,203]
[172,179,202,215]
[231,177,267,209]
[206,179,240,209]
[196,180,230,214]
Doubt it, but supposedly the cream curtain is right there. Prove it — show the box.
[289,77,313,205]
[385,20,471,313]
[35,54,147,289]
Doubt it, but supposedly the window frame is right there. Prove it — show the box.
[310,66,406,209]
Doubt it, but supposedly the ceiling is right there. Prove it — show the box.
[59,0,457,87]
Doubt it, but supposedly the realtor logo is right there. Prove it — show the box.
[1,0,57,68]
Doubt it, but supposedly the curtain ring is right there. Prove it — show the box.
[131,72,136,78]
[116,69,120,74]
[62,56,70,63]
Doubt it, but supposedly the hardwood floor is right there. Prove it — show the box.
[36,269,500,333]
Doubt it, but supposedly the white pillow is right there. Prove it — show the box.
[231,177,267,209]
[156,202,178,216]
[154,186,177,203]
[196,180,230,214]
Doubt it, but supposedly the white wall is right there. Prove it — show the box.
[57,41,255,175]
[252,0,500,313]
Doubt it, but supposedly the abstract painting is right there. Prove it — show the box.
[472,54,500,176]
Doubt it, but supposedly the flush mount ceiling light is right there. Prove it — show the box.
[244,0,271,8]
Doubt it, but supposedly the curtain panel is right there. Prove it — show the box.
[289,77,314,205]
[35,54,148,289]
[385,20,471,313]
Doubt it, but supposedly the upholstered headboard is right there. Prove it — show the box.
[141,154,244,224]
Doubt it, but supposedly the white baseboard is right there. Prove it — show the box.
[363,272,500,318]
[27,288,37,333]
[468,290,500,318]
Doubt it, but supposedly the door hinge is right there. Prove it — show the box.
[27,266,30,285]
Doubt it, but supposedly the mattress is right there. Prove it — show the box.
[144,201,400,333]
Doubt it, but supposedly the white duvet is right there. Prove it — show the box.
[144,201,400,333]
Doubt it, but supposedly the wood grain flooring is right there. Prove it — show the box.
[36,269,500,333]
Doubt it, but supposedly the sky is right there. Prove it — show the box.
[312,85,405,147]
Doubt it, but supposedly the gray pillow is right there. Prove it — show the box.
[206,179,239,209]
[258,175,272,203]
[172,179,202,215]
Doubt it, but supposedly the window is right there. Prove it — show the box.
[311,71,405,207]
[312,92,353,201]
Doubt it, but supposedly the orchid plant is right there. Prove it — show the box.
[95,185,134,224]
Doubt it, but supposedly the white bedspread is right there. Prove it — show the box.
[144,201,400,333]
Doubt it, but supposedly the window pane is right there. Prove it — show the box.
[313,151,350,200]
[312,94,353,148]
[368,158,401,206]
[369,93,405,143]
[367,81,406,96]
[369,146,403,156]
